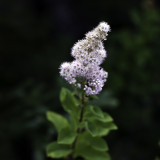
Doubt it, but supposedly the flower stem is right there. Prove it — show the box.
[79,90,85,123]
[71,79,86,160]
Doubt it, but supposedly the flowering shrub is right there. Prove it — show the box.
[46,22,117,160]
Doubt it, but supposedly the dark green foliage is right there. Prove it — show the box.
[46,88,117,159]
[47,142,72,158]
[106,7,160,160]
[47,111,69,133]
[74,139,111,160]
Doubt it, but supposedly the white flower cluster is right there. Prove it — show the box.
[60,22,110,95]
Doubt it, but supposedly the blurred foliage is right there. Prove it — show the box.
[106,6,160,160]
[155,141,160,160]
[0,0,160,160]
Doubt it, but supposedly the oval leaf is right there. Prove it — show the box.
[58,126,77,145]
[46,142,72,158]
[74,140,111,160]
[60,88,79,114]
[84,106,113,123]
[78,132,109,151]
[85,119,118,137]
[46,111,69,133]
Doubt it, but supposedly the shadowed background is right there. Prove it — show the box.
[0,0,160,160]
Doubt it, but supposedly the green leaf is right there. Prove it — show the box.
[78,132,109,151]
[46,111,69,133]
[84,106,113,122]
[74,139,111,160]
[46,142,72,158]
[60,88,80,130]
[58,126,77,145]
[86,135,109,151]
[90,106,104,118]
[60,88,79,114]
[100,112,113,122]
[85,119,118,137]
[68,114,78,131]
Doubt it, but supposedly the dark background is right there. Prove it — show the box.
[0,0,160,160]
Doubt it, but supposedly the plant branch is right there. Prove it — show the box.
[70,79,86,160]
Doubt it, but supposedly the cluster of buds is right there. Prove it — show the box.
[60,22,110,95]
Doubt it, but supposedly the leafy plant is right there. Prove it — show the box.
[46,22,117,160]
[46,88,117,160]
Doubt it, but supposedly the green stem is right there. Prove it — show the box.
[79,90,85,123]
[71,79,86,160]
